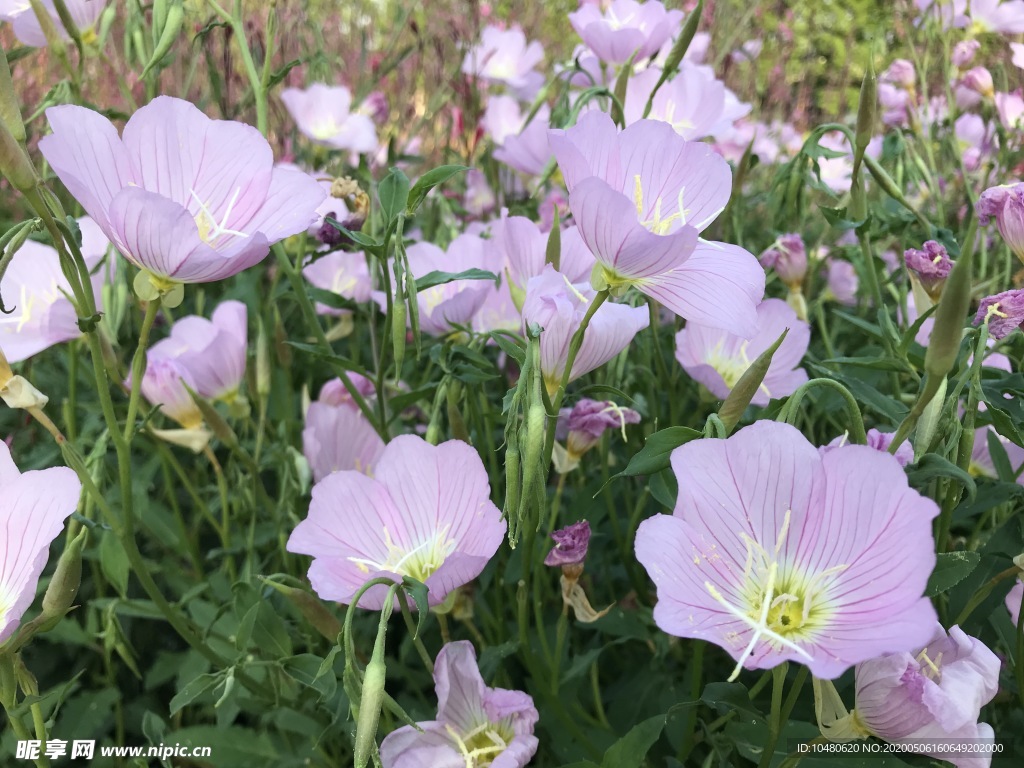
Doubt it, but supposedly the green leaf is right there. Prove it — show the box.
[618,427,702,477]
[378,167,411,224]
[406,165,469,213]
[415,268,498,292]
[401,577,429,638]
[323,217,382,249]
[281,654,337,700]
[600,714,666,768]
[907,453,977,502]
[169,672,224,716]
[926,551,981,597]
[488,331,527,365]
[165,726,284,767]
[99,531,130,598]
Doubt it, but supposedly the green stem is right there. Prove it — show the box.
[123,299,161,444]
[758,664,788,768]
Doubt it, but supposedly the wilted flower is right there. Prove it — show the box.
[280,84,379,153]
[1,0,105,47]
[147,301,248,402]
[0,441,81,644]
[759,234,807,288]
[553,398,640,473]
[461,25,544,93]
[549,111,764,336]
[0,218,108,363]
[977,183,1024,261]
[569,0,683,64]
[822,429,915,468]
[904,240,953,300]
[380,641,538,768]
[878,83,912,127]
[635,420,939,679]
[674,298,810,406]
[544,520,592,567]
[973,289,1024,339]
[1007,580,1022,625]
[851,624,999,767]
[825,259,859,306]
[522,265,649,395]
[303,377,385,483]
[39,97,325,286]
[288,436,506,608]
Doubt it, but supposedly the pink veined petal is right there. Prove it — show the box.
[105,185,211,277]
[570,300,649,381]
[548,110,623,192]
[433,640,488,732]
[379,722,465,768]
[569,177,699,277]
[302,402,386,483]
[638,240,764,337]
[0,443,17,482]
[0,465,81,643]
[328,112,379,154]
[560,225,597,284]
[76,216,111,269]
[39,105,136,235]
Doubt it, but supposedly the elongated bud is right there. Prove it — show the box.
[262,578,342,641]
[0,118,37,192]
[391,301,407,375]
[151,0,169,45]
[142,0,183,78]
[925,221,975,381]
[0,45,25,143]
[545,215,561,272]
[854,57,876,168]
[503,438,522,522]
[610,50,636,127]
[41,528,87,619]
[353,594,394,768]
[256,318,271,398]
[186,386,238,448]
[719,329,788,433]
[914,377,947,459]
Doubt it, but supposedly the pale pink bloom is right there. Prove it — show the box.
[39,97,325,284]
[730,39,762,63]
[280,84,379,153]
[635,420,939,679]
[969,426,1024,481]
[138,355,203,429]
[822,429,915,468]
[303,377,385,483]
[995,92,1024,130]
[1,0,105,47]
[878,83,911,127]
[913,0,968,28]
[816,132,882,195]
[522,265,649,394]
[147,301,248,401]
[825,259,859,306]
[287,436,506,609]
[303,251,373,316]
[953,40,980,68]
[0,217,108,362]
[854,624,999,768]
[759,233,807,287]
[0,441,81,643]
[881,59,916,89]
[962,67,995,98]
[486,99,552,177]
[1012,42,1024,68]
[965,0,1024,33]
[955,114,994,171]
[461,25,544,91]
[463,170,497,217]
[977,184,1024,261]
[569,0,684,64]
[549,111,765,336]
[491,216,595,297]
[674,298,810,406]
[380,641,538,768]
[1007,580,1022,625]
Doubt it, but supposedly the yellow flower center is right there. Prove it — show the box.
[348,526,458,582]
[633,174,690,235]
[190,188,247,247]
[706,341,770,397]
[446,720,515,767]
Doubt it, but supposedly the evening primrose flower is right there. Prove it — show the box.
[549,111,764,336]
[973,289,1024,339]
[0,441,81,644]
[302,377,385,483]
[825,259,859,306]
[674,298,810,406]
[635,420,939,680]
[302,251,373,316]
[977,183,1024,262]
[280,84,379,154]
[1,0,105,47]
[569,0,683,64]
[849,624,999,768]
[380,641,538,768]
[287,435,506,609]
[461,25,544,93]
[522,265,649,395]
[39,96,325,286]
[822,429,915,468]
[491,216,595,302]
[0,217,109,363]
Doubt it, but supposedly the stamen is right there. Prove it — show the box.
[633,175,644,217]
[562,274,590,303]
[599,401,630,441]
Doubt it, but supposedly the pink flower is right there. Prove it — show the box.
[974,289,1024,339]
[1007,580,1022,625]
[303,251,373,316]
[147,301,248,402]
[0,217,108,362]
[966,0,1024,33]
[569,0,684,64]
[556,398,641,457]
[1,0,105,47]
[955,114,994,171]
[825,259,859,306]
[138,356,203,429]
[522,265,649,394]
[881,59,916,89]
[303,377,385,483]
[854,624,999,767]
[904,240,953,296]
[549,111,765,336]
[970,426,1024,480]
[822,429,915,468]
[1012,42,1024,68]
[759,233,807,287]
[635,420,939,679]
[486,98,553,177]
[461,25,544,92]
[280,84,379,153]
[977,183,1024,260]
[953,40,981,68]
[380,641,538,768]
[287,435,506,609]
[544,520,592,567]
[39,97,325,285]
[491,216,595,297]
[0,441,81,643]
[962,67,995,99]
[675,298,810,406]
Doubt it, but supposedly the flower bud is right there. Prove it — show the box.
[0,45,25,143]
[0,118,37,192]
[718,329,788,433]
[40,528,87,620]
[882,59,915,90]
[952,40,979,69]
[925,225,974,380]
[759,233,807,288]
[256,318,271,398]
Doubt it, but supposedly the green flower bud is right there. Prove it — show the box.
[719,329,788,433]
[0,45,25,143]
[0,119,37,192]
[41,528,88,620]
